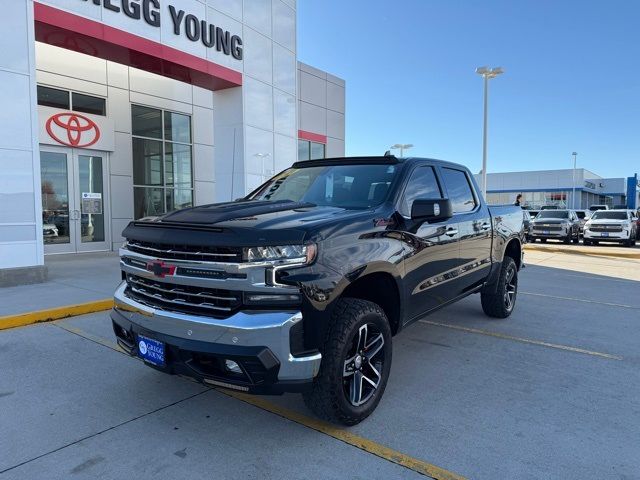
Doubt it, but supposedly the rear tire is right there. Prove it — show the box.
[303,298,392,426]
[481,257,518,319]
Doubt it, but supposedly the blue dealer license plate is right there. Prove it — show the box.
[601,232,609,237]
[137,334,165,366]
[543,230,550,235]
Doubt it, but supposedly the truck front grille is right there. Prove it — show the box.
[589,225,623,232]
[124,274,242,317]
[125,239,243,263]
[533,225,563,232]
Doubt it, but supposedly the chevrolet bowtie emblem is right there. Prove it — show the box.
[146,260,177,278]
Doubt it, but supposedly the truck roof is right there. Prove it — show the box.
[292,156,468,170]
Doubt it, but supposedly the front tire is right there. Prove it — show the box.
[481,256,518,318]
[303,298,392,425]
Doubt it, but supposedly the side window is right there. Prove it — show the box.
[441,168,477,213]
[400,166,442,216]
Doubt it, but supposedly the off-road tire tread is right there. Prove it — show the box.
[481,256,517,319]
[302,298,391,426]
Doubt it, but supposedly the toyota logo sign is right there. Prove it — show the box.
[45,113,101,148]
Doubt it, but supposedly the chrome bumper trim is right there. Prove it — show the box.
[113,282,321,382]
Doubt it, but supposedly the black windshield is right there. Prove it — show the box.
[591,211,628,220]
[249,164,399,209]
[536,211,569,219]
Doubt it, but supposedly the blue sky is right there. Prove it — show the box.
[297,0,640,178]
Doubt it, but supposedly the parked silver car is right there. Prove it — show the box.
[530,209,580,244]
[583,210,638,247]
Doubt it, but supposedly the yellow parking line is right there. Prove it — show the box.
[521,291,637,310]
[0,299,113,331]
[53,320,467,480]
[221,390,467,480]
[419,320,623,360]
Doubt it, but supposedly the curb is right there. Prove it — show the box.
[0,299,113,331]
[524,244,640,260]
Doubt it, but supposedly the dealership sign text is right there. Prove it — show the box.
[82,0,243,59]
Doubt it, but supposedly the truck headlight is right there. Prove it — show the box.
[245,244,317,264]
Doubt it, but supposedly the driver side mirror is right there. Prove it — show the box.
[411,198,453,221]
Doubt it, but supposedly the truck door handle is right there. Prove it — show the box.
[445,228,458,237]
[480,223,491,231]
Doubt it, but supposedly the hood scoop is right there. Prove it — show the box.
[160,200,316,225]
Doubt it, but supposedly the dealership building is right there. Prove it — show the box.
[0,0,345,284]
[477,169,640,210]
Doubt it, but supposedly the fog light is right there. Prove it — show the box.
[224,359,242,374]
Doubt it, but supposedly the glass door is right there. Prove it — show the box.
[41,147,110,254]
[41,147,76,254]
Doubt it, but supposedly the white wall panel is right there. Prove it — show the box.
[193,107,215,146]
[1,1,31,73]
[160,0,207,60]
[195,180,216,205]
[326,138,345,158]
[111,218,131,244]
[193,86,214,109]
[206,0,242,21]
[299,71,326,107]
[244,77,273,131]
[0,243,39,269]
[327,110,345,140]
[244,0,272,37]
[36,71,108,97]
[327,82,345,113]
[129,69,193,105]
[274,133,296,172]
[0,72,33,150]
[107,61,129,90]
[273,44,296,95]
[109,175,134,219]
[245,126,274,176]
[242,28,273,84]
[299,101,326,135]
[205,7,244,72]
[273,90,296,136]
[272,1,295,51]
[109,133,133,177]
[194,144,216,183]
[36,43,107,85]
[108,86,132,134]
[0,149,36,224]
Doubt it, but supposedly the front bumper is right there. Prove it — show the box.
[584,230,631,241]
[111,282,321,394]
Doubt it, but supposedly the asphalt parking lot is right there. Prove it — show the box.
[1,253,639,479]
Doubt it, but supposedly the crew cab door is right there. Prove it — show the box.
[397,165,461,321]
[439,167,493,291]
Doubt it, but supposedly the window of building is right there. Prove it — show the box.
[72,92,106,116]
[37,86,70,109]
[400,166,442,216]
[442,167,477,213]
[37,85,106,116]
[298,139,325,161]
[132,105,193,219]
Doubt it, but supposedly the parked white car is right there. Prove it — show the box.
[583,210,637,247]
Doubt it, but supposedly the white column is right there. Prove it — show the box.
[0,0,46,282]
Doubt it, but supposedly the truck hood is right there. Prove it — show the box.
[122,200,378,247]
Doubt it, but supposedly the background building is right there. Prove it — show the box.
[476,169,640,210]
[1,0,345,284]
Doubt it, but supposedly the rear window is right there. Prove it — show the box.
[591,211,628,220]
[575,211,587,219]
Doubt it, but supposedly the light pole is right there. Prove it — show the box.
[475,66,504,199]
[572,152,578,209]
[390,143,413,157]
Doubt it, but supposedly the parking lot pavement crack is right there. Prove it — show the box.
[0,390,209,475]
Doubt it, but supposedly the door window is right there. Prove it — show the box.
[399,166,442,216]
[441,168,477,213]
[41,151,71,245]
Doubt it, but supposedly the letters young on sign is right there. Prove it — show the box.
[82,0,243,60]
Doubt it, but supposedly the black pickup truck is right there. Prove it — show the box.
[112,156,524,425]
